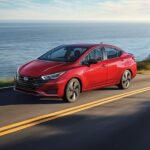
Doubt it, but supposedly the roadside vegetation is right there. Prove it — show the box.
[0,79,14,88]
[137,55,150,74]
[137,60,150,74]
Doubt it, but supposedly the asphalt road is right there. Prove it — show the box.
[0,74,150,150]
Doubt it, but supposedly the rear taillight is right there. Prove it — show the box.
[132,55,136,61]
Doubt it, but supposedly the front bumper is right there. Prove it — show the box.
[14,76,66,97]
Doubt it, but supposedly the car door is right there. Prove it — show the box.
[104,46,122,84]
[82,47,108,89]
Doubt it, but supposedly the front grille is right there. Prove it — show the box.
[15,75,45,91]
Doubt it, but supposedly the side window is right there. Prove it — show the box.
[82,48,103,62]
[68,48,86,59]
[105,47,120,59]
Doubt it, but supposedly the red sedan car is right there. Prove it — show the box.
[15,44,137,102]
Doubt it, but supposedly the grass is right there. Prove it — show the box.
[137,70,150,74]
[0,79,14,88]
[0,60,149,88]
[137,60,150,70]
[137,60,150,74]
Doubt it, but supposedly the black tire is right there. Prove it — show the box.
[63,78,81,103]
[118,70,132,89]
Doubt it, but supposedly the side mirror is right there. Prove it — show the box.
[82,59,98,66]
[88,59,98,64]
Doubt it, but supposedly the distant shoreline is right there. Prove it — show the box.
[1,20,150,24]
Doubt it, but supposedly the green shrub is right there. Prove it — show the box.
[0,79,14,88]
[137,60,150,70]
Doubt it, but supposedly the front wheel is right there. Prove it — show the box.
[63,78,81,103]
[118,70,132,89]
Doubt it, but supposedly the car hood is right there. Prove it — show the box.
[19,59,73,77]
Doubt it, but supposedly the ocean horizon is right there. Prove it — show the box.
[0,21,150,79]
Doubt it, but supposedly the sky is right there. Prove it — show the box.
[0,0,150,21]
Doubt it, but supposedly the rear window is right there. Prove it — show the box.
[105,47,122,59]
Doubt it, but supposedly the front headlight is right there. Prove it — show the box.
[41,71,66,80]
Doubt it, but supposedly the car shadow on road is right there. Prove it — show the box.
[97,86,119,91]
[0,88,64,106]
[0,86,121,106]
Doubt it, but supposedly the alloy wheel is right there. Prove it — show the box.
[122,70,132,89]
[65,79,81,102]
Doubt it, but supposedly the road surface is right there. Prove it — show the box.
[0,74,150,150]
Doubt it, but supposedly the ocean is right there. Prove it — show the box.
[0,22,150,79]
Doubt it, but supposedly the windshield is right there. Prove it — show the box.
[38,45,88,62]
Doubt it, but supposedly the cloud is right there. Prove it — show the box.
[0,0,150,21]
[87,0,149,21]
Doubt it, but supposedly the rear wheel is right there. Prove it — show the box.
[63,78,81,103]
[118,70,132,89]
